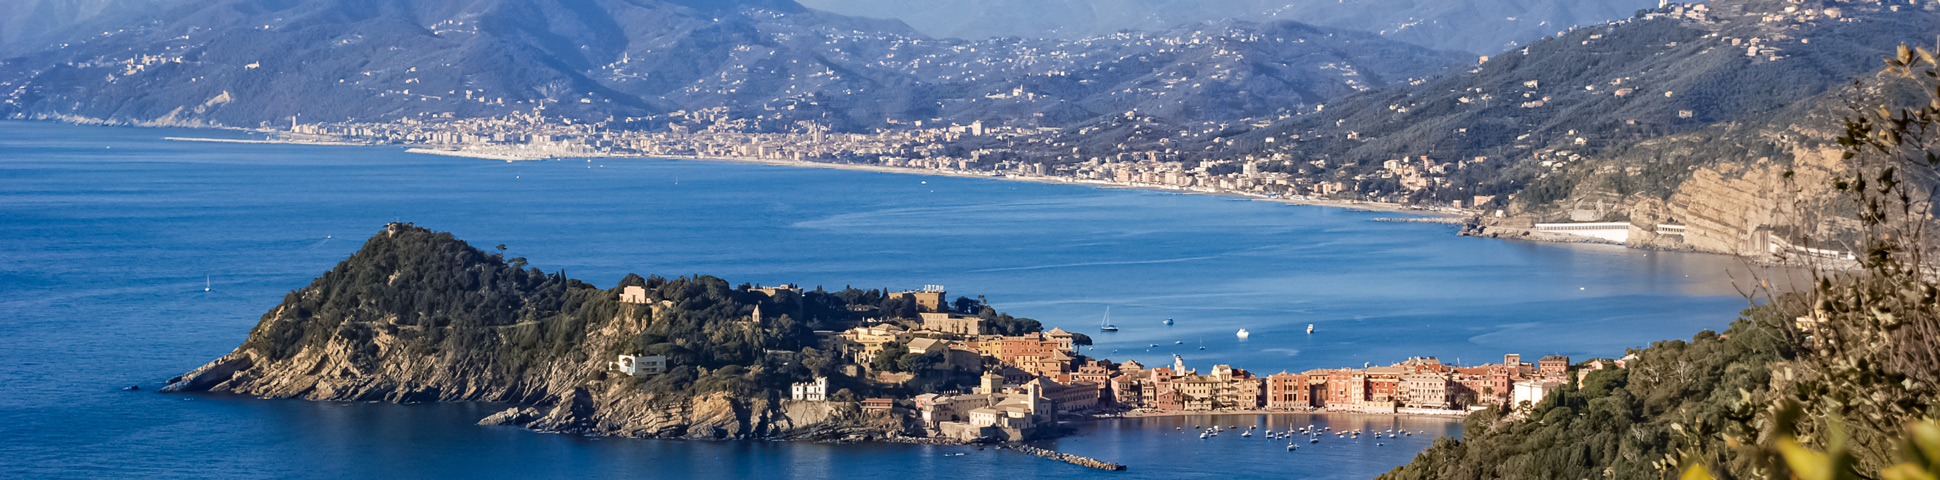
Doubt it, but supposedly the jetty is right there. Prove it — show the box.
[1002,444,1126,471]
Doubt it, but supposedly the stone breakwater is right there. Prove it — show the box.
[1004,444,1126,471]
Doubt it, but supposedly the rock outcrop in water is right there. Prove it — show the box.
[163,223,912,442]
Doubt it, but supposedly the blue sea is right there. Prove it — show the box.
[0,121,1759,478]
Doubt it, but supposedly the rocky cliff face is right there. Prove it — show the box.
[1663,163,1787,255]
[1657,146,1850,257]
[162,223,895,441]
[1460,140,1854,259]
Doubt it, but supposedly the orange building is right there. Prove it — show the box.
[1538,355,1570,378]
[1324,370,1358,406]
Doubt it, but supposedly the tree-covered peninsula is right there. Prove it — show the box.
[164,222,1043,440]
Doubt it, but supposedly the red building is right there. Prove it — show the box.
[1355,365,1407,405]
[1266,372,1314,409]
[1147,367,1181,410]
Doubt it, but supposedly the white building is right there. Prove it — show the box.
[1511,378,1564,409]
[792,377,828,401]
[620,285,649,304]
[1533,222,1631,243]
[614,354,668,376]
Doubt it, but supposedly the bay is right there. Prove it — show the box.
[0,121,1755,478]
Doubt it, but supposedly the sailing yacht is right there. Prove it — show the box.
[1099,307,1118,332]
[1307,324,1315,334]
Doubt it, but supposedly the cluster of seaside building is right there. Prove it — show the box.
[275,110,1488,211]
[613,286,1624,443]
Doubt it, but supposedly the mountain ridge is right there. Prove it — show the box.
[794,0,1666,56]
[0,0,1466,131]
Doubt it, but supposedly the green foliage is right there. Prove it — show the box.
[952,296,982,314]
[242,224,582,362]
[632,275,810,369]
[1379,310,1798,480]
[800,347,835,378]
[235,224,1047,403]
[873,342,909,373]
[896,351,942,372]
[1683,419,1940,480]
[984,313,1042,336]
[1385,42,1940,480]
[1882,420,1940,480]
[1773,40,1940,475]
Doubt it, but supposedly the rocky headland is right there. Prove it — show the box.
[162,223,913,442]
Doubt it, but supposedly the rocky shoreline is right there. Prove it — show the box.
[161,340,922,444]
[153,224,989,448]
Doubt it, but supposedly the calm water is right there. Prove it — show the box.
[0,121,1759,478]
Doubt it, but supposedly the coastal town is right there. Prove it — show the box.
[272,109,1481,213]
[259,110,1872,262]
[611,284,1619,445]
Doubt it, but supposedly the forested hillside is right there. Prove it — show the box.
[1382,312,1798,479]
[1380,41,1940,480]
[182,222,1040,403]
[1210,0,1939,206]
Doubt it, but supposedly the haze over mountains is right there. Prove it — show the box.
[0,0,1464,130]
[794,0,1667,55]
[1212,0,1938,204]
[2,0,1938,257]
[0,0,154,55]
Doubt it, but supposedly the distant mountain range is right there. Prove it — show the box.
[4,0,1938,257]
[1160,0,1938,251]
[0,0,159,55]
[1273,1,1924,170]
[794,0,1666,55]
[0,0,1466,130]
